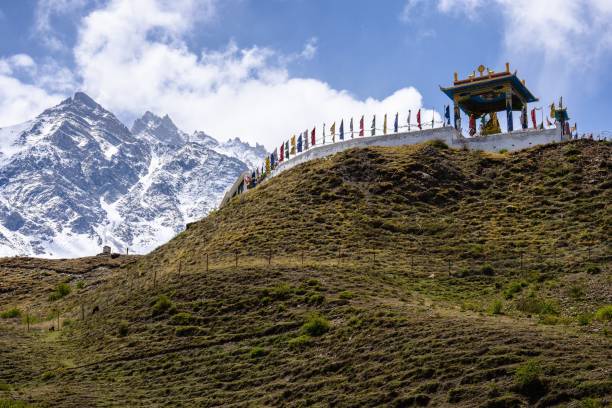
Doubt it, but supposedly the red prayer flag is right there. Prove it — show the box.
[417,109,422,130]
[359,115,364,136]
[279,144,284,162]
[311,128,316,145]
[531,108,537,129]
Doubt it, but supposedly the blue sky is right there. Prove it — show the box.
[0,0,610,148]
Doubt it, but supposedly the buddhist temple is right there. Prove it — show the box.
[440,63,538,136]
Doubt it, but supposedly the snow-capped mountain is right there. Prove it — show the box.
[0,93,264,258]
[193,131,267,169]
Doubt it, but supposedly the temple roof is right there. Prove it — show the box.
[440,64,538,116]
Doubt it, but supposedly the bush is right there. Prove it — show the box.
[503,281,527,299]
[152,295,174,316]
[0,308,21,319]
[577,313,592,326]
[479,263,494,276]
[301,314,330,337]
[585,264,601,275]
[514,360,546,398]
[174,326,200,337]
[489,300,503,315]
[170,312,195,325]
[249,346,266,358]
[307,293,325,305]
[288,334,311,349]
[76,281,85,289]
[339,291,355,299]
[48,283,71,301]
[516,295,558,316]
[594,305,612,322]
[117,321,129,337]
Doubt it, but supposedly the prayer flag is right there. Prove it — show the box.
[407,110,411,131]
[311,127,316,145]
[383,114,387,135]
[330,122,336,142]
[520,108,527,129]
[469,114,476,136]
[394,112,398,133]
[531,108,537,129]
[303,130,309,150]
[290,135,296,155]
[444,105,450,126]
[270,151,276,168]
[297,134,303,153]
[323,123,326,144]
[359,115,364,136]
[350,117,354,138]
[265,156,270,173]
[285,140,290,159]
[279,144,284,162]
[339,119,344,140]
[371,115,376,136]
[550,102,556,119]
[417,109,421,130]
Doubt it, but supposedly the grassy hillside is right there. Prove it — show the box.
[0,139,610,407]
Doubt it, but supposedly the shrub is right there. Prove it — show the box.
[117,321,129,337]
[288,334,311,349]
[307,293,325,305]
[428,139,448,149]
[516,295,558,316]
[152,295,173,316]
[48,283,71,301]
[479,263,494,276]
[514,360,546,397]
[174,326,200,337]
[586,264,601,274]
[170,312,195,325]
[301,314,330,337]
[577,313,592,326]
[339,291,355,299]
[0,308,21,319]
[489,300,503,315]
[594,305,612,322]
[76,281,85,289]
[503,281,527,299]
[249,346,266,358]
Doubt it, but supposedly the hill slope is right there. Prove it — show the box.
[1,139,610,407]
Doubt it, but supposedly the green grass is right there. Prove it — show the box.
[594,305,612,322]
[0,308,21,319]
[301,314,330,336]
[151,295,174,316]
[0,400,33,408]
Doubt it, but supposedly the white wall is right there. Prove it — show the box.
[220,126,564,207]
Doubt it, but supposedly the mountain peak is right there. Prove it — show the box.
[131,111,185,146]
[72,91,100,109]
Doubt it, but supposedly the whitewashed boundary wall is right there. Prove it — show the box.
[220,126,563,207]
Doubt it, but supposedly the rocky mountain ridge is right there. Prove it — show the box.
[0,92,266,257]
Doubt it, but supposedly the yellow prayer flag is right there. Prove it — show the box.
[330,122,336,142]
[550,102,556,119]
[290,135,296,154]
[265,156,271,173]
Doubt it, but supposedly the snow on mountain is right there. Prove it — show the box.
[0,94,258,258]
[192,131,267,170]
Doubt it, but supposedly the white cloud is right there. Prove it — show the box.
[0,72,62,127]
[35,0,87,51]
[73,0,434,150]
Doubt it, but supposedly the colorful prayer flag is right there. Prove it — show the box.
[350,117,354,138]
[285,140,290,159]
[359,115,364,136]
[531,108,537,129]
[303,130,309,150]
[394,112,398,133]
[297,134,303,153]
[339,119,344,140]
[417,109,421,130]
[371,115,376,136]
[311,127,316,146]
[265,156,270,173]
[290,135,296,155]
[550,102,556,119]
[279,144,284,162]
[330,122,336,142]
